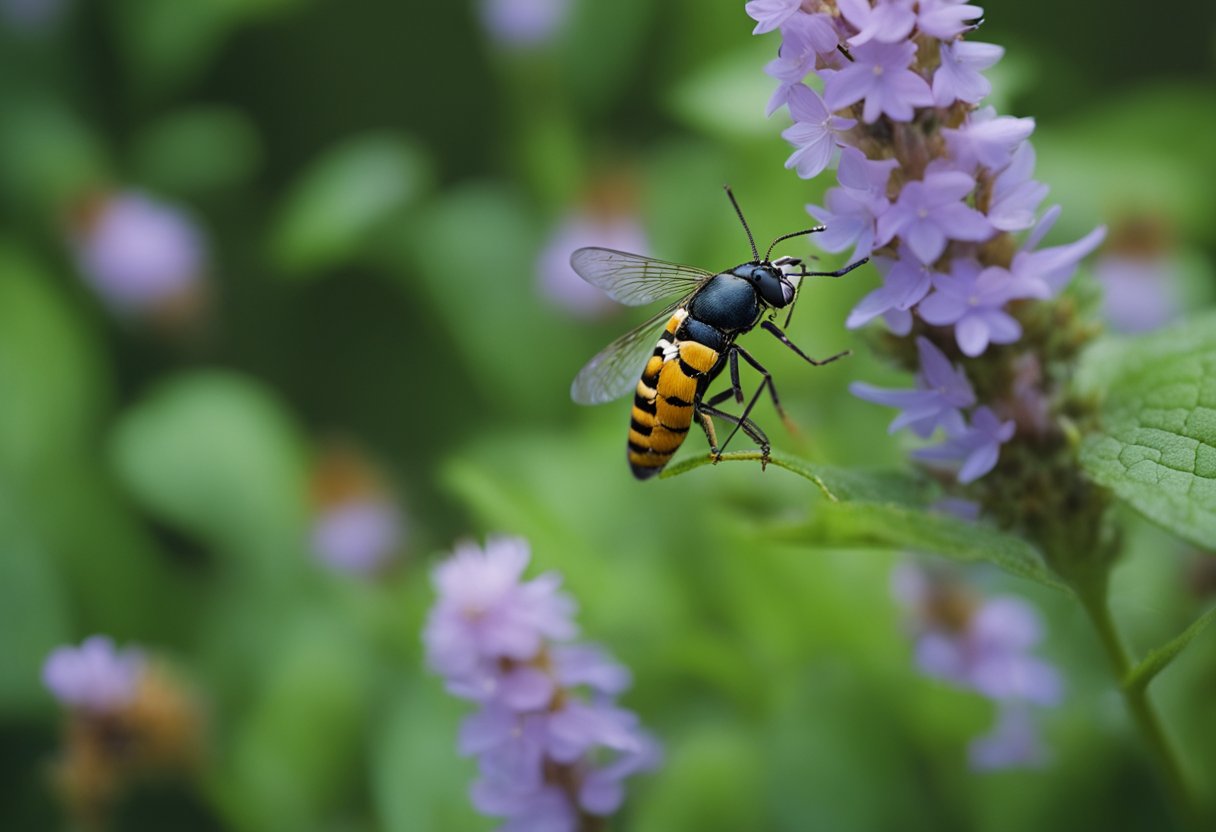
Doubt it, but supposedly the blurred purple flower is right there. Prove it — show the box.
[912,405,1015,483]
[538,211,649,317]
[850,336,976,438]
[1095,253,1181,333]
[478,0,571,48]
[72,191,206,315]
[311,498,404,576]
[875,169,992,265]
[744,0,802,35]
[42,636,145,712]
[425,536,659,828]
[969,704,1049,771]
[781,85,856,180]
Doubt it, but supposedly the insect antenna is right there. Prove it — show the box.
[763,225,826,262]
[723,185,759,262]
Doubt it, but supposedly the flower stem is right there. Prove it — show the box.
[1074,577,1200,830]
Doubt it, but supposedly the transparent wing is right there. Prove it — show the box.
[571,300,685,405]
[571,247,713,307]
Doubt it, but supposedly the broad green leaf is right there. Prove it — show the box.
[271,134,430,275]
[130,107,261,195]
[1124,605,1216,693]
[108,371,310,567]
[793,501,1064,590]
[1079,313,1216,549]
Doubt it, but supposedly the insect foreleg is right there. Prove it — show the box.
[760,320,850,367]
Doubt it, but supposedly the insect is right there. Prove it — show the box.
[570,186,868,480]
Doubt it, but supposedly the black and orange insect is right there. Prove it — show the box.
[570,186,868,479]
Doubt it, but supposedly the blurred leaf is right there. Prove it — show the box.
[0,97,108,216]
[113,0,310,98]
[271,134,430,276]
[108,371,310,570]
[559,0,655,114]
[371,682,484,832]
[215,614,371,830]
[1124,605,1216,693]
[668,40,786,140]
[793,502,1064,590]
[1079,313,1216,550]
[0,518,70,713]
[0,243,107,474]
[130,106,261,195]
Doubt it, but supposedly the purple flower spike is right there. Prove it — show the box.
[43,636,145,712]
[987,142,1049,232]
[944,109,1036,172]
[764,13,840,114]
[933,40,1003,106]
[781,85,856,180]
[913,405,1015,483]
[824,39,933,123]
[875,170,992,265]
[837,0,917,47]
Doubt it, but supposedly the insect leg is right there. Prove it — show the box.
[695,408,720,455]
[760,320,850,366]
[699,401,771,469]
[712,346,783,462]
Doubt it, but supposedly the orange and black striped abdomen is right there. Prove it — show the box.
[627,309,721,479]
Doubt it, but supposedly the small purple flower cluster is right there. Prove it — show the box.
[42,635,146,713]
[423,536,659,831]
[892,563,1062,769]
[748,0,1105,484]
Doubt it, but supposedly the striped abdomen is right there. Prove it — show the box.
[627,309,721,479]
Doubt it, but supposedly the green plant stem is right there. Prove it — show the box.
[1074,579,1199,830]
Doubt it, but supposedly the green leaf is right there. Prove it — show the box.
[1079,313,1216,549]
[663,451,1059,588]
[794,501,1065,590]
[270,134,430,275]
[1124,605,1216,693]
[108,371,310,567]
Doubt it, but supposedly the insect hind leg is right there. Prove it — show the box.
[697,402,771,468]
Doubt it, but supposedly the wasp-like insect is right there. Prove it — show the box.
[570,186,868,480]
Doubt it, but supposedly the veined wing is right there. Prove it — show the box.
[571,300,685,405]
[571,247,713,307]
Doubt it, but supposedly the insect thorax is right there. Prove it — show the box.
[687,274,762,333]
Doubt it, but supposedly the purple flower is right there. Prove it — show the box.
[943,108,1035,172]
[311,498,404,576]
[912,405,1015,483]
[916,0,984,40]
[72,191,206,314]
[744,0,802,34]
[918,258,1046,356]
[875,169,993,265]
[478,0,571,47]
[823,39,933,123]
[987,142,1049,232]
[42,636,145,712]
[1010,223,1107,296]
[837,0,916,47]
[764,13,840,114]
[423,537,577,697]
[932,39,1003,106]
[781,85,856,180]
[850,336,976,438]
[969,704,1049,771]
[845,248,936,331]
[538,211,649,317]
[805,147,897,262]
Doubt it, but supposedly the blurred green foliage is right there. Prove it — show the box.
[1,0,1215,830]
